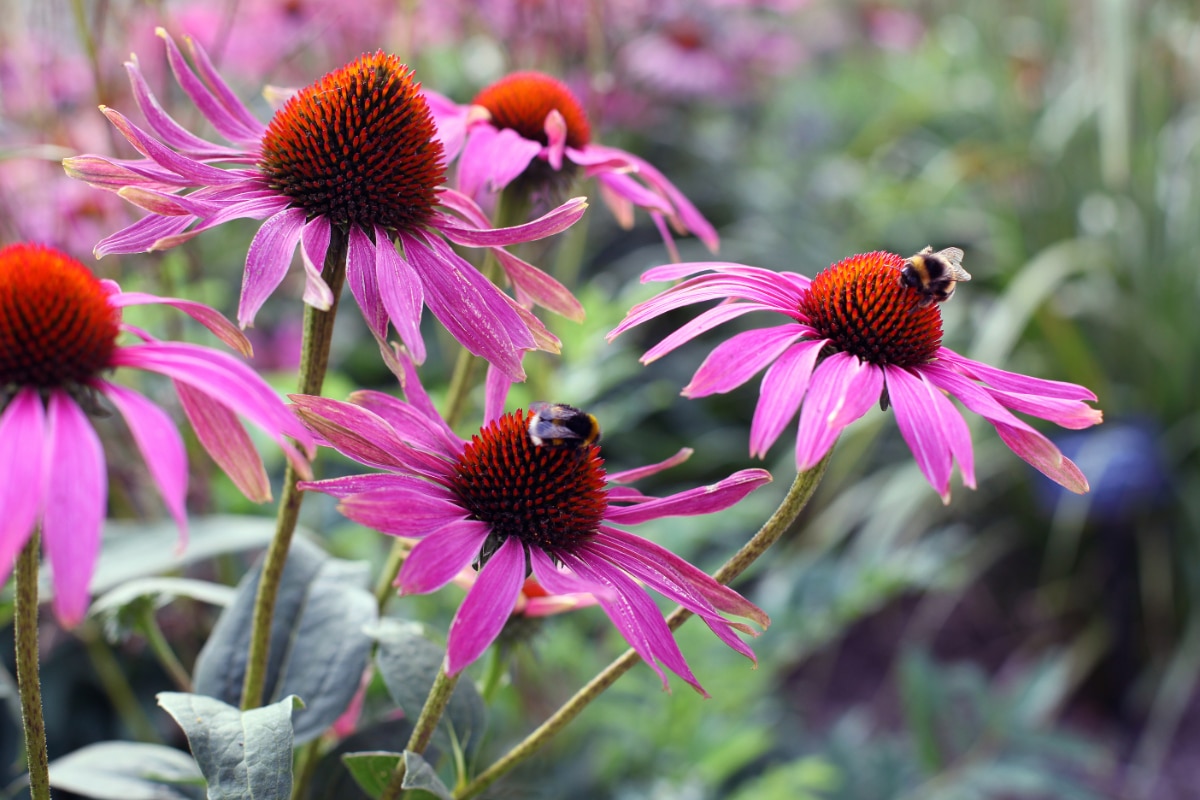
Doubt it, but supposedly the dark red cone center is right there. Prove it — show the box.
[452,409,608,553]
[798,251,943,367]
[259,52,445,233]
[473,71,592,149]
[0,243,119,388]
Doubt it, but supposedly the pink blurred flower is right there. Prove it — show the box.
[424,70,718,259]
[65,31,587,382]
[609,252,1103,501]
[294,353,770,694]
[0,243,313,625]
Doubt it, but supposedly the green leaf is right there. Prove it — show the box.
[400,751,452,800]
[305,720,424,800]
[157,692,301,800]
[48,741,205,800]
[341,752,401,800]
[89,577,236,638]
[372,620,487,755]
[192,538,378,743]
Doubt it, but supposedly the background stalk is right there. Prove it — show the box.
[14,530,51,800]
[240,230,348,710]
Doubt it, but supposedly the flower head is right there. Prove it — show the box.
[424,70,718,260]
[294,354,769,694]
[609,252,1103,501]
[0,243,313,625]
[64,31,588,382]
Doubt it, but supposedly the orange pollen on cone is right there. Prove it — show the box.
[0,243,119,388]
[473,71,592,149]
[258,51,445,232]
[798,251,943,367]
[452,409,608,552]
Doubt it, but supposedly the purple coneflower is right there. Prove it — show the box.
[609,251,1103,501]
[424,70,718,259]
[64,31,587,382]
[0,243,313,625]
[294,355,769,694]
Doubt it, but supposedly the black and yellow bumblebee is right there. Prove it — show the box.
[899,246,971,307]
[527,402,601,448]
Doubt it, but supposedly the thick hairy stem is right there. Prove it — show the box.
[15,530,51,800]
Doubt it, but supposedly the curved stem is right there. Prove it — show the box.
[241,230,348,710]
[455,454,832,800]
[15,530,51,800]
[140,607,192,692]
[379,666,462,800]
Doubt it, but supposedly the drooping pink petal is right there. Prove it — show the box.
[749,338,825,458]
[895,366,976,492]
[110,291,252,357]
[421,89,470,161]
[683,325,805,398]
[42,391,106,627]
[795,354,884,470]
[175,380,271,503]
[491,248,585,322]
[605,469,771,525]
[457,125,541,197]
[434,196,588,248]
[299,216,335,311]
[397,520,492,596]
[400,232,530,382]
[94,213,195,257]
[641,301,776,363]
[337,489,469,539]
[607,448,693,484]
[937,349,1099,401]
[885,367,956,502]
[386,346,462,448]
[99,107,244,186]
[445,536,526,675]
[981,388,1103,430]
[102,382,190,538]
[0,389,47,586]
[528,548,617,605]
[239,207,306,327]
[374,226,426,363]
[346,226,388,340]
[484,363,514,427]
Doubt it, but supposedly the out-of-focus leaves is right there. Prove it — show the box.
[725,757,841,800]
[157,692,300,800]
[304,720,428,800]
[192,538,377,744]
[48,741,205,800]
[399,751,453,800]
[341,752,400,800]
[89,577,235,638]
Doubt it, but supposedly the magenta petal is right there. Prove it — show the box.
[94,214,194,257]
[605,469,771,525]
[750,339,824,458]
[299,217,335,311]
[484,362,515,426]
[110,291,252,357]
[422,89,469,161]
[993,423,1090,493]
[543,110,567,170]
[458,125,540,197]
[380,349,463,451]
[445,536,526,675]
[492,248,585,322]
[0,389,46,585]
[607,448,693,485]
[347,226,388,340]
[338,489,468,539]
[374,226,426,363]
[641,302,776,363]
[174,381,271,503]
[350,390,461,458]
[290,394,425,472]
[42,392,106,627]
[435,196,587,248]
[300,473,456,500]
[397,520,492,596]
[683,325,804,398]
[937,349,1098,401]
[103,383,190,538]
[886,367,957,501]
[239,207,306,327]
[795,354,884,470]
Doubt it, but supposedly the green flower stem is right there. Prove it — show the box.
[454,454,833,800]
[290,738,323,800]
[379,666,462,800]
[14,530,50,800]
[241,230,349,710]
[140,606,192,692]
[81,625,160,743]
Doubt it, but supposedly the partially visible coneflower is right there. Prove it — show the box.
[64,31,586,382]
[424,70,718,259]
[0,243,313,625]
[294,352,769,694]
[609,252,1102,501]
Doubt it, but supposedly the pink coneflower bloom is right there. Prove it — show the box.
[609,251,1103,501]
[294,354,769,694]
[0,243,313,625]
[63,31,587,382]
[423,70,718,259]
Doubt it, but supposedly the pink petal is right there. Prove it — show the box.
[421,89,469,161]
[445,536,526,674]
[484,363,514,427]
[109,291,252,357]
[299,216,335,311]
[337,490,469,539]
[885,367,957,502]
[750,339,825,458]
[347,226,388,341]
[982,388,1103,430]
[349,390,460,458]
[492,248,585,322]
[299,473,457,500]
[936,348,1098,401]
[161,29,264,144]
[795,354,884,470]
[434,197,588,248]
[290,394,430,473]
[124,55,241,158]
[94,213,194,257]
[543,110,567,170]
[374,225,426,363]
[42,391,107,627]
[0,389,47,586]
[397,520,492,596]
[641,301,776,363]
[607,448,693,484]
[174,381,271,503]
[457,125,541,197]
[683,325,805,398]
[605,469,771,525]
[385,347,462,449]
[102,383,190,538]
[239,207,306,328]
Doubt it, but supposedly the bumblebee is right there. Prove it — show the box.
[899,246,971,307]
[527,402,601,448]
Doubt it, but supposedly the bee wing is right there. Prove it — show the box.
[933,247,971,281]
